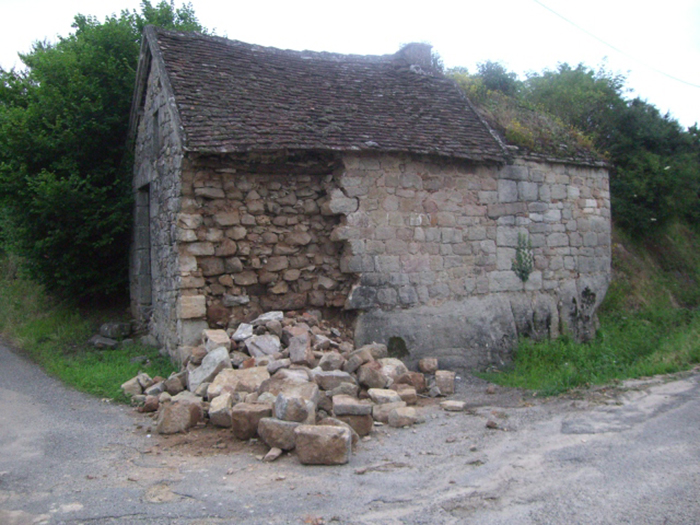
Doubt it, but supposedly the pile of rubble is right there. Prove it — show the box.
[122,310,461,466]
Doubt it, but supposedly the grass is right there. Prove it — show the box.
[0,254,177,402]
[482,308,700,396]
[483,222,700,395]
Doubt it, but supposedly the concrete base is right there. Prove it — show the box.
[354,285,607,371]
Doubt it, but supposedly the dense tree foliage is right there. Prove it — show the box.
[0,2,204,300]
[450,62,700,236]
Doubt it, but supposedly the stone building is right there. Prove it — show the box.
[128,26,611,368]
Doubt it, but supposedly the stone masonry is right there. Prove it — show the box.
[128,28,612,367]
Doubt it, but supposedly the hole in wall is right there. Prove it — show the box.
[387,336,409,359]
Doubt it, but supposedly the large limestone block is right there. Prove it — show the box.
[231,403,272,440]
[258,418,300,450]
[207,366,270,399]
[187,347,232,392]
[294,425,352,465]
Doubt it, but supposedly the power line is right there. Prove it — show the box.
[532,0,700,89]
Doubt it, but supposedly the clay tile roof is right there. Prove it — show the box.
[145,27,507,162]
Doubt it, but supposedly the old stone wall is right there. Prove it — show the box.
[130,65,184,354]
[329,153,611,368]
[173,155,353,357]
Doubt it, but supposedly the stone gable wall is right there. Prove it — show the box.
[130,66,185,354]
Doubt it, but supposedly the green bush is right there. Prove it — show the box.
[0,1,204,300]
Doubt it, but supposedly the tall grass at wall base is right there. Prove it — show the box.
[481,308,700,396]
[0,254,176,402]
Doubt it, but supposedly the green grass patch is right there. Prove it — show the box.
[483,307,700,396]
[0,254,177,401]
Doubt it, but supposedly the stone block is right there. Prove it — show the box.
[258,418,300,450]
[156,397,203,434]
[372,401,407,423]
[207,366,270,399]
[357,361,389,389]
[187,347,232,392]
[393,384,418,405]
[332,394,373,416]
[441,400,466,412]
[245,334,281,357]
[435,370,456,395]
[274,393,315,423]
[318,351,346,371]
[313,370,356,391]
[231,403,272,440]
[335,414,374,437]
[178,295,206,319]
[317,417,360,447]
[418,358,438,374]
[498,179,518,203]
[395,372,427,393]
[378,358,409,381]
[208,392,233,428]
[294,425,352,465]
[388,406,424,428]
[203,329,231,352]
[288,333,315,366]
[366,385,402,404]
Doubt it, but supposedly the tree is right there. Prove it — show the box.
[0,2,205,300]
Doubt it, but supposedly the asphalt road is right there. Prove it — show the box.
[1,340,699,524]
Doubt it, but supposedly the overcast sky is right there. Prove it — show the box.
[1,0,699,128]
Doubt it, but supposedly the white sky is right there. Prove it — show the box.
[1,0,699,128]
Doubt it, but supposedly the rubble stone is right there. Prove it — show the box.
[395,372,427,393]
[335,414,373,437]
[232,323,253,342]
[294,425,352,465]
[203,329,231,352]
[367,388,402,405]
[441,400,466,412]
[318,351,345,371]
[393,384,418,405]
[378,358,409,381]
[418,358,439,374]
[357,361,389,389]
[317,417,360,447]
[372,401,407,423]
[435,370,456,395]
[245,334,281,357]
[388,406,424,428]
[207,366,270,399]
[121,376,144,397]
[208,392,234,427]
[274,393,315,423]
[230,403,272,440]
[313,370,356,391]
[187,347,232,392]
[258,418,300,450]
[156,396,203,434]
[332,394,373,416]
